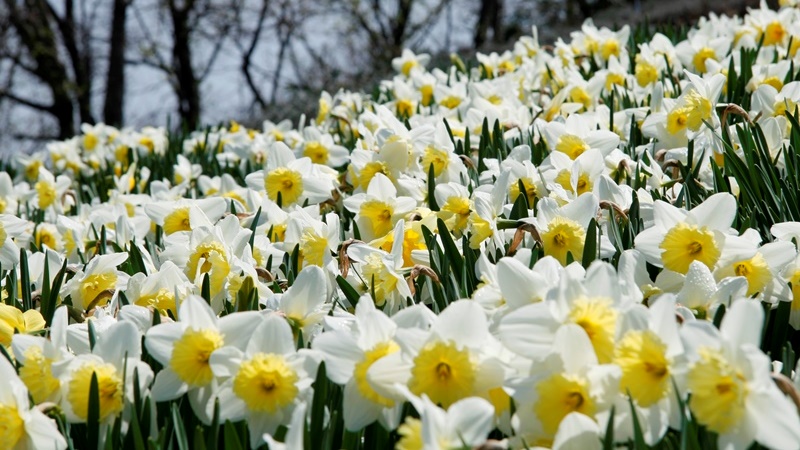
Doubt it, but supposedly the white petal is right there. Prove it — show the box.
[720,299,763,349]
[95,321,141,362]
[498,303,559,359]
[144,322,184,365]
[179,295,218,330]
[343,380,383,431]
[209,346,244,378]
[445,397,495,446]
[247,314,295,355]
[312,332,361,384]
[552,412,601,450]
[24,408,68,450]
[687,193,736,231]
[434,300,488,349]
[150,369,189,401]
[218,311,263,350]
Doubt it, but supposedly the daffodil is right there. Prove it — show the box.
[603,295,687,445]
[29,167,72,215]
[396,391,496,450]
[61,252,129,312]
[0,214,29,267]
[506,323,620,445]
[11,306,71,405]
[125,260,194,317]
[297,126,350,168]
[392,49,430,77]
[343,173,416,242]
[144,295,263,423]
[634,193,737,275]
[209,314,319,447]
[0,353,67,450]
[0,304,45,348]
[312,298,405,431]
[524,193,600,266]
[244,141,336,208]
[499,261,631,364]
[367,300,506,411]
[346,220,412,312]
[681,298,800,449]
[265,265,332,339]
[58,321,153,427]
[144,197,227,236]
[282,211,339,269]
[160,215,252,307]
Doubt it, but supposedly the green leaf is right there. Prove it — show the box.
[582,218,598,268]
[436,218,463,284]
[207,399,220,449]
[172,403,190,450]
[223,421,244,450]
[249,207,262,255]
[712,304,726,329]
[627,393,647,449]
[336,275,361,307]
[603,405,615,450]
[20,248,31,311]
[427,163,439,211]
[88,320,97,351]
[88,372,101,449]
[201,273,211,304]
[236,276,256,312]
[310,362,328,450]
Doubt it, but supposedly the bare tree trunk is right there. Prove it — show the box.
[2,0,76,138]
[474,0,503,48]
[168,0,200,130]
[103,0,129,127]
[48,0,94,125]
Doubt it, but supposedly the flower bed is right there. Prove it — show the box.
[3,2,800,449]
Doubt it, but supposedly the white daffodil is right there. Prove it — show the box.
[346,220,413,313]
[61,252,129,312]
[524,192,600,266]
[11,306,72,405]
[58,321,153,427]
[0,354,67,450]
[506,323,620,445]
[367,300,507,414]
[499,261,631,364]
[343,173,416,242]
[144,197,227,236]
[297,126,350,168]
[245,141,336,208]
[680,298,800,449]
[634,193,740,275]
[494,256,562,313]
[313,298,405,431]
[125,260,195,317]
[394,391,496,450]
[29,167,73,215]
[540,113,621,160]
[0,214,28,267]
[542,149,606,200]
[392,49,430,77]
[265,265,332,340]
[160,215,252,308]
[282,211,339,270]
[714,234,795,302]
[209,314,319,448]
[603,295,687,445]
[434,182,472,238]
[144,295,263,423]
